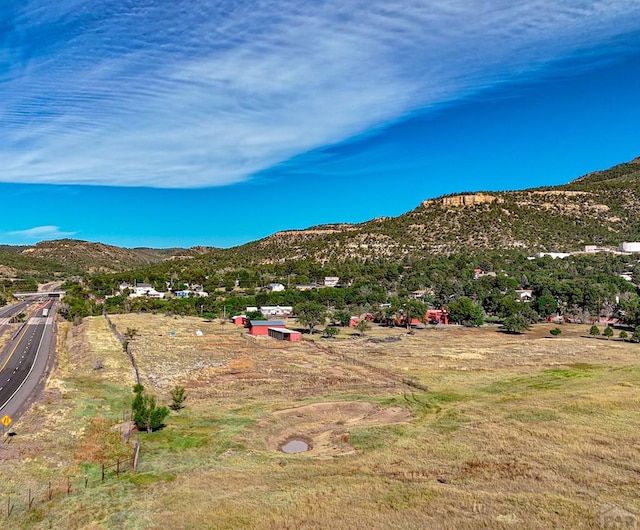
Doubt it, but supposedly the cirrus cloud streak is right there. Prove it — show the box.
[1,1,640,188]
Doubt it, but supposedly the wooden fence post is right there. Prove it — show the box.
[28,488,33,509]
[132,440,140,472]
[48,481,52,501]
[101,463,105,483]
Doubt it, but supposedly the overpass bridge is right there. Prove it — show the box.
[13,291,66,300]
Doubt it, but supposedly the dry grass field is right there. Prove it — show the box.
[1,314,639,529]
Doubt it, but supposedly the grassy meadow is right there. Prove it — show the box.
[1,314,638,529]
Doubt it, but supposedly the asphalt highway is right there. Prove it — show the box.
[0,300,54,420]
[0,300,32,326]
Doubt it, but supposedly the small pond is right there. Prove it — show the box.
[280,439,309,454]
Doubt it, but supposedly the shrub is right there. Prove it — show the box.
[603,326,614,339]
[332,310,351,327]
[355,320,371,336]
[322,326,339,338]
[550,327,561,336]
[169,386,187,411]
[619,330,628,340]
[501,314,530,334]
[589,325,600,336]
[124,327,139,341]
[245,310,265,321]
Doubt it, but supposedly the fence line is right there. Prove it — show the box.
[4,443,140,518]
[104,314,140,384]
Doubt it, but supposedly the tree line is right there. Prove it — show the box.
[48,250,640,330]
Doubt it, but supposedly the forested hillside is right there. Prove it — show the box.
[2,156,638,277]
[144,156,640,272]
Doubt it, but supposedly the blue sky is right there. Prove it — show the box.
[1,1,640,248]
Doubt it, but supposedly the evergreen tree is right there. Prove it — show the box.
[169,385,187,411]
[355,319,371,336]
[322,326,339,338]
[132,384,170,433]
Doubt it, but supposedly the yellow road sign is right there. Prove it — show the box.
[1,415,12,427]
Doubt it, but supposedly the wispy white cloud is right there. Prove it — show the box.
[1,0,639,188]
[7,226,76,242]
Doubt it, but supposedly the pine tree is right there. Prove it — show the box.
[131,384,169,433]
[169,386,187,411]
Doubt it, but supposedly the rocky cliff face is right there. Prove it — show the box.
[436,193,501,207]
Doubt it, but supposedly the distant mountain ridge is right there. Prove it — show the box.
[0,239,208,276]
[1,156,639,276]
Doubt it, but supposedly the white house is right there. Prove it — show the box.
[473,269,497,280]
[515,289,533,302]
[246,306,293,318]
[266,283,286,292]
[126,283,165,299]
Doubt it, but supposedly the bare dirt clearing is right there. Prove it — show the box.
[263,401,413,457]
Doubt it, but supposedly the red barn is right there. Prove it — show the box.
[232,315,247,326]
[248,320,286,336]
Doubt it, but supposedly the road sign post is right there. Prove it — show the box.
[1,414,13,438]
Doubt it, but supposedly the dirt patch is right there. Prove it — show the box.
[262,401,413,458]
